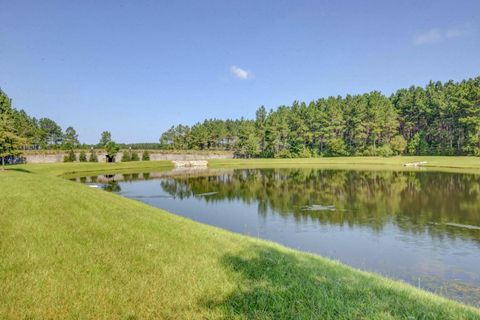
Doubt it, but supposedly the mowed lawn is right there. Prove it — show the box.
[209,156,480,173]
[1,160,480,319]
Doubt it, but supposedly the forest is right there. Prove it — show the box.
[0,89,149,158]
[1,76,479,159]
[159,77,480,157]
[0,88,81,152]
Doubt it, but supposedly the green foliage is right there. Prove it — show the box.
[121,151,131,162]
[63,149,76,162]
[0,90,26,167]
[407,132,429,155]
[390,135,407,155]
[377,144,394,157]
[327,138,348,156]
[89,150,98,162]
[99,131,112,147]
[159,77,480,158]
[39,118,63,147]
[79,150,87,162]
[105,141,120,162]
[1,88,80,151]
[131,151,140,161]
[235,120,259,158]
[142,150,150,161]
[62,126,79,150]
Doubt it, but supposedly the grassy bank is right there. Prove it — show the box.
[11,160,174,177]
[210,156,480,173]
[1,161,480,319]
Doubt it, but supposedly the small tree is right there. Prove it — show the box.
[390,135,407,155]
[407,132,429,155]
[62,126,79,150]
[105,141,119,162]
[327,138,348,156]
[89,149,98,162]
[131,151,140,161]
[64,149,76,162]
[99,131,112,147]
[121,151,131,162]
[377,144,394,157]
[142,150,150,161]
[0,101,25,169]
[79,150,87,162]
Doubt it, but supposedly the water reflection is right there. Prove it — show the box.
[159,169,480,244]
[76,168,480,306]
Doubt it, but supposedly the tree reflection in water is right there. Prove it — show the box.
[159,169,480,244]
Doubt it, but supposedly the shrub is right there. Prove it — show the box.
[327,138,349,156]
[89,150,98,162]
[79,150,87,162]
[131,152,140,161]
[276,149,292,158]
[121,151,131,162]
[407,132,429,155]
[64,150,76,162]
[361,146,376,156]
[298,148,314,158]
[390,135,407,155]
[377,144,394,157]
[142,150,150,161]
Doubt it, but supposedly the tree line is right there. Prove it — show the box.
[0,88,175,154]
[0,87,86,152]
[2,76,479,164]
[0,88,133,164]
[159,77,480,157]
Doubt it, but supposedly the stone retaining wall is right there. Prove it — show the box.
[24,152,233,164]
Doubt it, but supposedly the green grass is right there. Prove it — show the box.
[209,156,480,173]
[10,160,174,177]
[1,159,480,319]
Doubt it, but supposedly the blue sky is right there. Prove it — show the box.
[1,0,479,143]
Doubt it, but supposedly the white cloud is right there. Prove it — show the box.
[230,65,251,80]
[414,24,470,45]
[414,29,442,45]
[446,27,466,38]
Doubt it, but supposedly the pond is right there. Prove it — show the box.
[74,168,480,306]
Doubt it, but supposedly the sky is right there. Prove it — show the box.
[0,0,479,144]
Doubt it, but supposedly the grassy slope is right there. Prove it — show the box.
[1,160,480,319]
[11,161,174,177]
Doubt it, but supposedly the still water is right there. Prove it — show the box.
[75,168,480,306]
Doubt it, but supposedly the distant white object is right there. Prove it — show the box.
[404,161,427,167]
[88,184,100,188]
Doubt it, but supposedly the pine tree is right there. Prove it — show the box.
[64,149,76,162]
[89,149,98,162]
[131,152,140,161]
[121,151,131,162]
[63,126,79,150]
[99,131,112,147]
[0,92,25,169]
[79,150,87,162]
